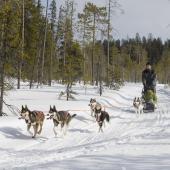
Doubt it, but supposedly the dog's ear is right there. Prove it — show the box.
[22,105,24,109]
[53,105,56,111]
[25,105,28,110]
[50,105,52,109]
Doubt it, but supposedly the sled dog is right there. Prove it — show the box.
[88,98,105,117]
[133,97,144,115]
[20,105,45,138]
[95,110,110,132]
[47,105,76,137]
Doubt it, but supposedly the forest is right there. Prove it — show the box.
[0,0,170,115]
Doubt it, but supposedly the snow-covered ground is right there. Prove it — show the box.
[0,83,170,170]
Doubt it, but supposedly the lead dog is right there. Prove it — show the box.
[47,105,76,137]
[19,105,45,138]
[133,97,144,115]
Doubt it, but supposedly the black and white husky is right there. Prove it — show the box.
[133,97,144,115]
[94,109,110,132]
[47,106,76,137]
[88,98,109,132]
[88,98,105,117]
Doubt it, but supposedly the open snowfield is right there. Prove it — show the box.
[0,82,170,170]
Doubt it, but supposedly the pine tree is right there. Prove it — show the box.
[48,0,57,86]
[84,3,107,84]
[40,0,49,85]
[78,5,92,84]
[0,0,22,115]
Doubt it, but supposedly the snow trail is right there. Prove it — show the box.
[0,83,170,169]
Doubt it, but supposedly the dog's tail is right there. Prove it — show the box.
[71,114,76,118]
[66,114,76,126]
[105,112,110,122]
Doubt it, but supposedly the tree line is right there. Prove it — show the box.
[0,0,170,115]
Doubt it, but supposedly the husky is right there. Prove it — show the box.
[88,98,105,117]
[133,97,144,115]
[19,105,45,138]
[95,109,110,132]
[47,105,76,137]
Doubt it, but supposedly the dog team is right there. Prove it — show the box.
[19,97,142,138]
[19,98,110,138]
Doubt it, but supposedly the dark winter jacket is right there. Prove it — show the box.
[142,69,157,89]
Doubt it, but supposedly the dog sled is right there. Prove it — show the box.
[142,88,157,113]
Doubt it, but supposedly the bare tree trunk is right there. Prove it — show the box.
[29,56,37,89]
[83,38,86,85]
[36,48,41,88]
[49,34,53,86]
[0,1,6,115]
[107,0,111,86]
[83,42,86,85]
[95,62,99,86]
[91,13,96,85]
[63,1,69,67]
[66,83,71,101]
[0,64,4,116]
[17,0,25,89]
[40,0,49,85]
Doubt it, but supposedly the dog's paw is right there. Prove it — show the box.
[37,132,41,135]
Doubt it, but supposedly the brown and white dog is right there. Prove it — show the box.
[19,105,45,138]
[88,98,105,117]
[133,97,144,115]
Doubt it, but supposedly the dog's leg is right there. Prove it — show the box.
[136,109,139,117]
[91,110,94,117]
[98,126,101,133]
[60,123,62,131]
[98,126,103,133]
[53,126,57,137]
[27,124,33,136]
[63,125,68,135]
[36,123,40,134]
[38,122,43,134]
[138,109,140,116]
[100,122,103,133]
[98,122,103,133]
[141,108,143,115]
[103,120,106,128]
[61,122,64,132]
[32,124,38,138]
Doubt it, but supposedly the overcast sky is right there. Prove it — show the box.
[42,0,170,41]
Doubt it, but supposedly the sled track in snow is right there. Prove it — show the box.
[1,84,170,169]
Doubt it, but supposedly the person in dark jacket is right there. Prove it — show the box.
[142,62,157,94]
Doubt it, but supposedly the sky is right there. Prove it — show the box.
[42,0,170,41]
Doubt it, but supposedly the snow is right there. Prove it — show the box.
[0,82,170,170]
